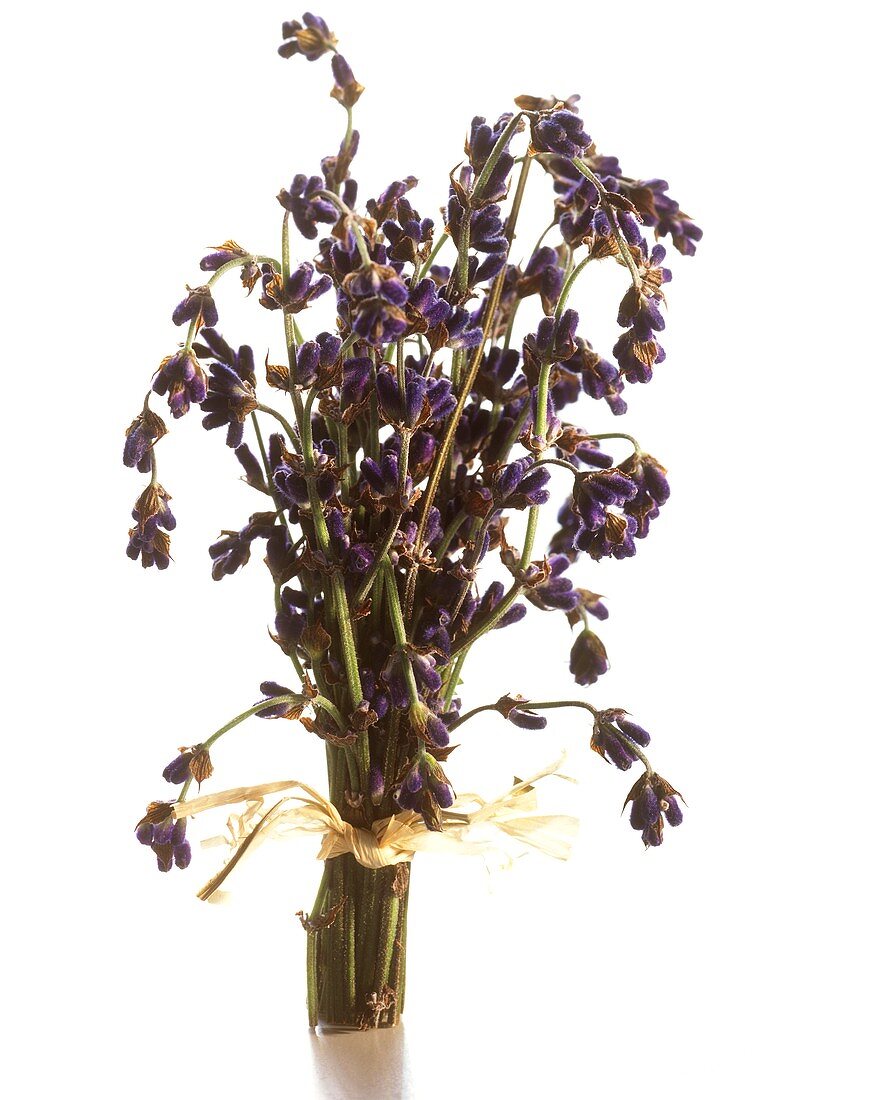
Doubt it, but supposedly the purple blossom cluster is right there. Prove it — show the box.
[127,14,697,869]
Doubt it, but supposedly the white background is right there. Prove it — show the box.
[3,2,869,1097]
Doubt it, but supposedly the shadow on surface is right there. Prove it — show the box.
[308,1022,413,1099]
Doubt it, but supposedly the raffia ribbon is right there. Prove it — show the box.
[173,755,578,902]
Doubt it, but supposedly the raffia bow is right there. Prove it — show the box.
[173,755,578,902]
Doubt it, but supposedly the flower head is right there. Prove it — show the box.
[172,285,218,331]
[152,348,208,419]
[569,628,609,685]
[135,803,191,872]
[195,331,258,448]
[624,771,683,847]
[278,13,336,61]
[126,483,176,570]
[123,405,167,473]
[531,109,592,159]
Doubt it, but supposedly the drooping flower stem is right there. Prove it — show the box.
[174,693,313,806]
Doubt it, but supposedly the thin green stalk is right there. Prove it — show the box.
[182,253,280,351]
[255,402,299,445]
[416,229,449,283]
[450,696,598,731]
[174,692,310,806]
[432,508,470,562]
[554,253,593,317]
[518,359,553,570]
[442,649,467,705]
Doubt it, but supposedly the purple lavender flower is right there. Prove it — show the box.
[162,750,194,785]
[493,456,551,510]
[126,483,176,570]
[196,334,258,448]
[152,348,208,419]
[123,406,167,473]
[278,174,338,239]
[516,247,565,312]
[255,681,309,720]
[278,13,336,60]
[341,355,374,408]
[569,628,608,686]
[343,262,409,345]
[523,310,579,367]
[590,709,652,771]
[375,367,427,428]
[531,109,592,159]
[360,449,410,504]
[367,177,419,225]
[260,261,332,314]
[619,452,670,538]
[526,554,581,613]
[294,332,342,388]
[506,705,548,730]
[172,285,219,331]
[407,279,452,331]
[198,240,261,294]
[613,243,671,384]
[578,589,609,621]
[383,198,434,264]
[624,771,683,847]
[564,339,627,415]
[624,177,703,256]
[135,803,191,872]
[575,513,638,561]
[199,240,250,271]
[467,582,527,635]
[395,753,454,830]
[466,113,515,203]
[209,513,276,581]
[571,468,638,530]
[331,53,364,108]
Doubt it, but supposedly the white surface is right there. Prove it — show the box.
[2,1,869,1097]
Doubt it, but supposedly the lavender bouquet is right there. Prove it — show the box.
[128,13,700,1029]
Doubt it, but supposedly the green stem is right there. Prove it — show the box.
[255,402,299,446]
[518,359,553,569]
[442,650,467,705]
[432,508,470,562]
[554,253,593,318]
[416,229,449,283]
[174,692,310,806]
[182,253,280,351]
[450,696,598,731]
